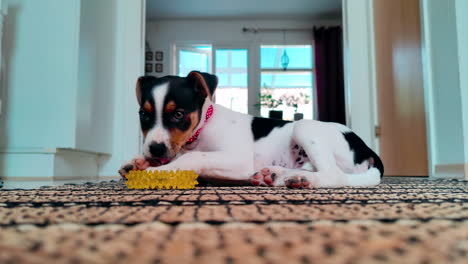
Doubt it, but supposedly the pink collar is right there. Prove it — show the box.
[186,105,214,144]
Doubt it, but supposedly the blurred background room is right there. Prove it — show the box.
[0,0,467,187]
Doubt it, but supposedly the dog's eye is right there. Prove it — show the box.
[174,110,184,120]
[139,110,150,123]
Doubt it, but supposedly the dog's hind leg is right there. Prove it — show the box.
[251,166,293,187]
[250,163,347,188]
[290,120,380,187]
[249,120,347,188]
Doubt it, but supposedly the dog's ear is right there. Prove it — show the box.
[187,71,218,99]
[136,77,143,105]
[136,76,158,105]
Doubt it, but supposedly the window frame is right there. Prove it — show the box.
[259,45,317,119]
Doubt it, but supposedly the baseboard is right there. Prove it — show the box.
[433,163,467,179]
[53,148,100,178]
[0,147,106,180]
[0,150,55,177]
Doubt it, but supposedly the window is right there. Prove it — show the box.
[214,49,248,114]
[177,45,211,77]
[176,44,314,120]
[177,46,249,114]
[260,45,314,120]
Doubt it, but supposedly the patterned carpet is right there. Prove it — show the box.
[0,177,467,264]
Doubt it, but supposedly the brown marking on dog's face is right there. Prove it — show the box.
[168,111,200,153]
[164,100,177,113]
[143,101,153,112]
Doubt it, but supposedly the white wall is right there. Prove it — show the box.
[1,0,81,149]
[0,0,7,109]
[420,0,464,177]
[0,0,145,178]
[455,0,468,178]
[146,18,340,76]
[76,0,118,154]
[98,0,145,177]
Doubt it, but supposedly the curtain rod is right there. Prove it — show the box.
[242,27,314,33]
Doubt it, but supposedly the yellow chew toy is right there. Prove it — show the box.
[125,170,199,189]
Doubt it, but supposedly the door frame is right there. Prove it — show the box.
[98,0,146,176]
[342,0,380,152]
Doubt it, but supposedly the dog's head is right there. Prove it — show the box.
[136,71,218,165]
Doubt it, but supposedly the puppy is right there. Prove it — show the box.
[119,71,383,188]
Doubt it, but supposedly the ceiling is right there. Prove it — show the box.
[146,0,342,20]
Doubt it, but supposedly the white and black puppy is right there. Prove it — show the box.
[119,71,384,188]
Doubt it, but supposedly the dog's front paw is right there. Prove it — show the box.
[118,155,150,178]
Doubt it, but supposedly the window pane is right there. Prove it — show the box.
[178,47,211,76]
[215,49,248,114]
[216,50,229,68]
[260,72,314,120]
[231,50,248,67]
[231,73,247,87]
[261,45,313,69]
[194,45,212,51]
[217,73,229,87]
[261,72,313,88]
[180,51,208,68]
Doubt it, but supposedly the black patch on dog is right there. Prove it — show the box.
[137,77,158,133]
[342,132,384,177]
[161,72,218,131]
[299,149,308,157]
[162,77,203,131]
[271,173,277,182]
[251,117,291,141]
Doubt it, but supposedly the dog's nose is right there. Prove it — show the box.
[149,142,167,157]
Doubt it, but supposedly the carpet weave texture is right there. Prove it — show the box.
[0,177,467,263]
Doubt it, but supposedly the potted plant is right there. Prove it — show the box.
[256,88,284,119]
[280,92,311,120]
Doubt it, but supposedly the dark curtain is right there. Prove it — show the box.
[313,27,346,124]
